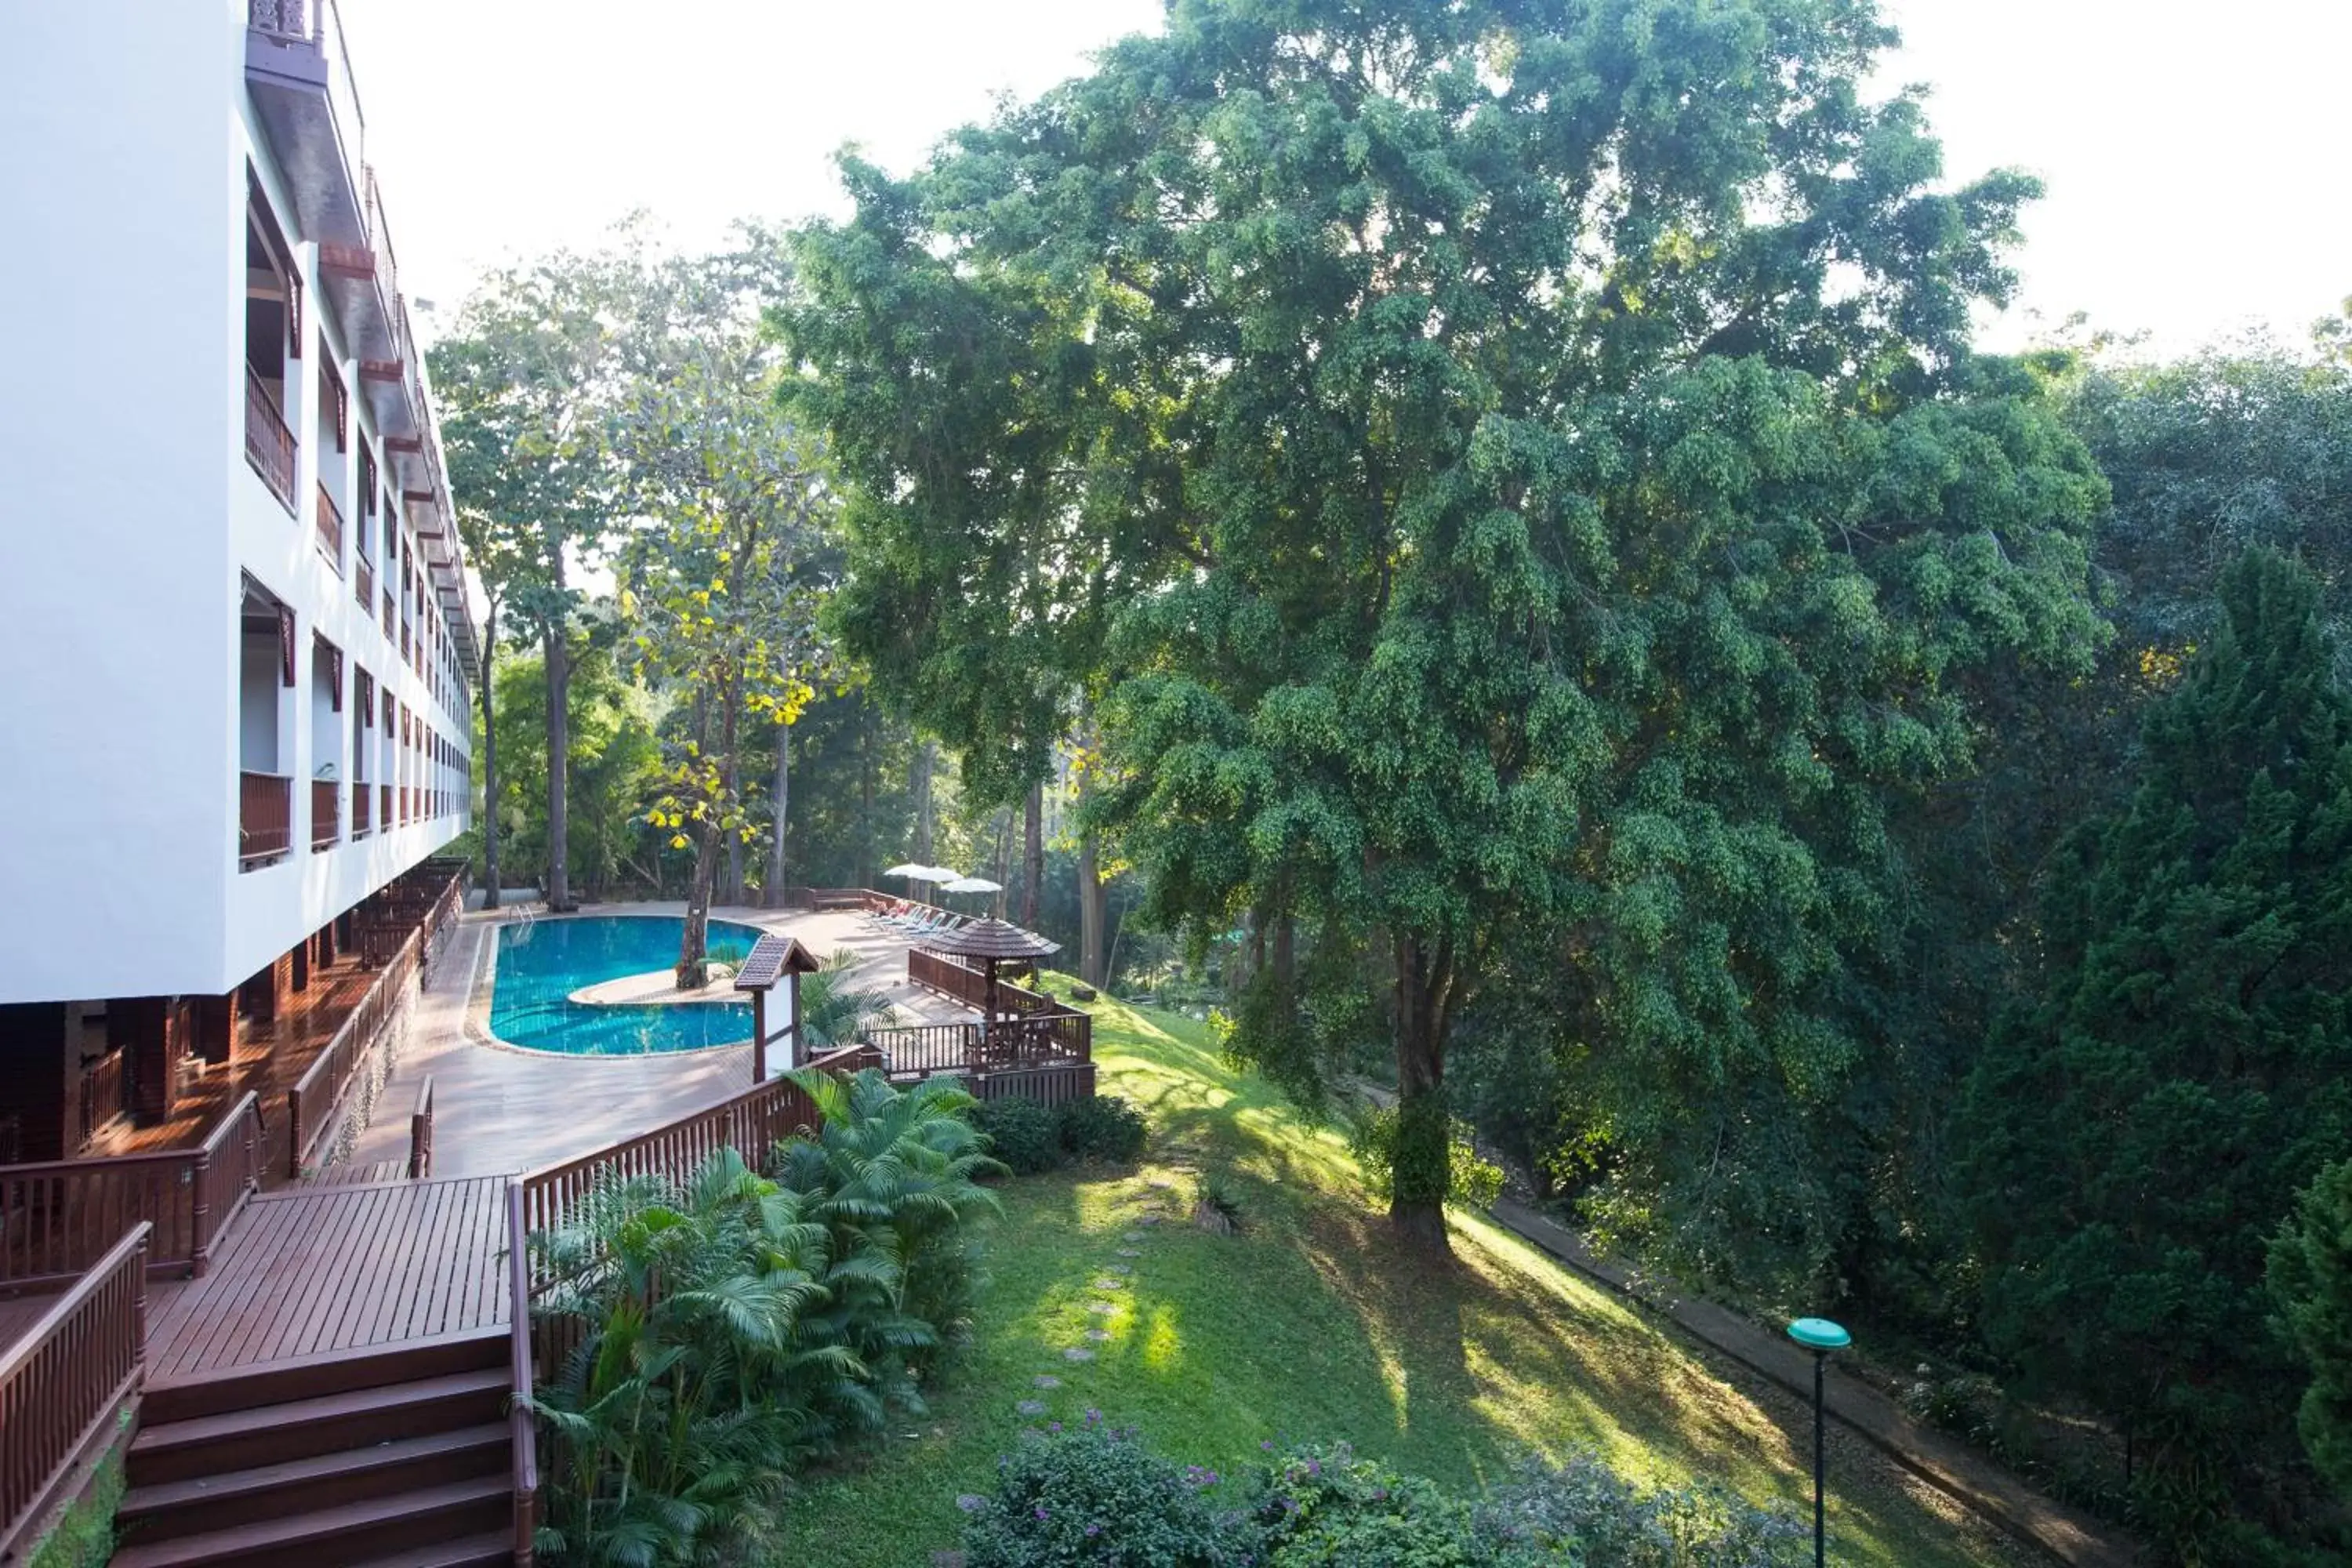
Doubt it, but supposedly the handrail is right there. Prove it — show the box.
[408,1074,434,1180]
[191,1092,265,1276]
[506,1182,538,1566]
[288,921,420,1179]
[0,1223,149,1562]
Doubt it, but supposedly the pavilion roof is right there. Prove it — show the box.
[731,933,823,993]
[919,917,1060,962]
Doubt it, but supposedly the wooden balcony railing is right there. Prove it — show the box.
[355,554,374,611]
[244,365,297,513]
[310,779,340,851]
[0,1224,149,1563]
[0,1095,261,1290]
[314,483,345,572]
[75,1051,126,1150]
[351,780,372,837]
[379,782,391,833]
[383,587,395,638]
[239,771,292,868]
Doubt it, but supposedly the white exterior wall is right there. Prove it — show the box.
[0,1,472,1007]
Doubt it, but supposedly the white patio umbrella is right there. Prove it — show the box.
[939,874,1002,910]
[881,862,937,904]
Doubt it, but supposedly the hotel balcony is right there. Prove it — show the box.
[244,2,367,252]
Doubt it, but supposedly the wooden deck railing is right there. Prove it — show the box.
[0,1224,148,1563]
[505,1182,538,1567]
[310,779,340,851]
[408,1075,434,1180]
[0,1096,260,1290]
[314,481,344,570]
[244,365,296,512]
[74,1051,126,1151]
[239,771,292,868]
[287,923,419,1180]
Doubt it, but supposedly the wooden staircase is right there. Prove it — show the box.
[109,1330,517,1568]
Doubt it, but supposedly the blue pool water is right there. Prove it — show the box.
[490,916,767,1055]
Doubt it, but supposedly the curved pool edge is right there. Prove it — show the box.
[479,911,770,1058]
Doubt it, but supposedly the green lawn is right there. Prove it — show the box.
[772,988,2025,1566]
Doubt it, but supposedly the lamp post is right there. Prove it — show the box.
[1787,1316,1849,1567]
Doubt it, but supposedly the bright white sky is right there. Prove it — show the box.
[342,0,2348,360]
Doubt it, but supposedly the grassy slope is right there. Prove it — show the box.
[772,989,2025,1567]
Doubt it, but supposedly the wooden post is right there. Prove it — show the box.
[750,990,768,1084]
[786,967,804,1071]
[0,1002,71,1160]
[195,993,235,1065]
[289,937,310,994]
[191,1144,214,1276]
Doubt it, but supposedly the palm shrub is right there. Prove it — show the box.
[528,1073,1000,1566]
[775,1068,1004,1381]
[527,1150,887,1566]
[798,947,895,1052]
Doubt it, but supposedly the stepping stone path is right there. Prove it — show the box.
[1087,1300,1119,1315]
[1033,1374,1062,1389]
[1094,1276,1127,1290]
[1086,1327,1112,1341]
[1120,1232,1145,1243]
[1017,1399,1048,1416]
[1116,1247,1142,1257]
[1064,1347,1096,1362]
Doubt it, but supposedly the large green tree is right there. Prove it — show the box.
[786,0,2103,1248]
[614,252,834,987]
[2272,1158,2352,1512]
[1960,550,2352,1552]
[434,244,648,910]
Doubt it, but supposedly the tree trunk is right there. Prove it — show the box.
[913,740,937,864]
[764,718,792,907]
[677,827,716,990]
[1079,832,1107,987]
[677,692,734,989]
[858,703,877,888]
[1390,933,1456,1254]
[544,621,572,909]
[722,752,743,905]
[478,597,500,912]
[1021,779,1044,928]
[990,807,1013,920]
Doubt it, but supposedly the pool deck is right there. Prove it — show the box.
[345,903,965,1178]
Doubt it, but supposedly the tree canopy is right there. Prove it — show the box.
[783,0,2104,1249]
[1961,549,2352,1548]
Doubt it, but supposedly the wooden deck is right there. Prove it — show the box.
[83,951,386,1163]
[142,1176,509,1383]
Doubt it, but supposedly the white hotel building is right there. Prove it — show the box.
[0,1,475,1160]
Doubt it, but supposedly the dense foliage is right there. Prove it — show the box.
[1958,550,2352,1552]
[783,0,2104,1254]
[971,1093,1150,1174]
[2271,1159,2352,1505]
[959,1426,1807,1566]
[528,1072,998,1566]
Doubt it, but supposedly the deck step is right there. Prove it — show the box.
[128,1369,510,1486]
[346,1531,515,1568]
[117,1425,507,1541]
[143,1327,508,1423]
[107,1476,510,1568]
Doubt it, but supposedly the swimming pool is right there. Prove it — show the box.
[489,916,768,1055]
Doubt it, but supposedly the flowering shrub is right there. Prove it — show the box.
[960,1416,1243,1567]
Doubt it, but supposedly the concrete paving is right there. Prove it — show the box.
[346,902,964,1178]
